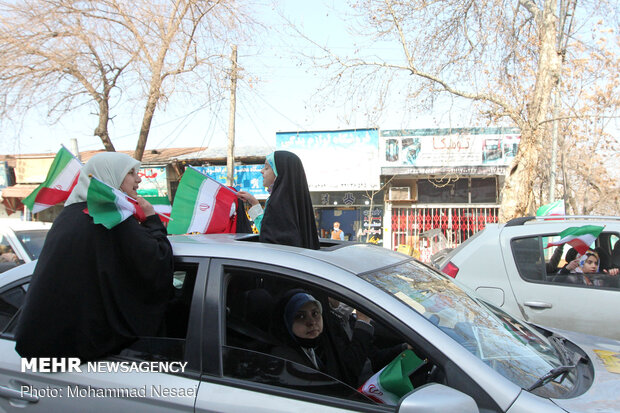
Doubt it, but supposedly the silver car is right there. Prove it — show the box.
[435,216,620,340]
[1,234,619,412]
[0,219,51,272]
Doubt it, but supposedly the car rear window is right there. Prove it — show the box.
[14,230,48,260]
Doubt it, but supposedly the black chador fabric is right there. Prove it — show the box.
[235,198,253,234]
[259,151,319,250]
[15,202,174,362]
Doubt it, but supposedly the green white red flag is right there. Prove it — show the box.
[167,167,238,235]
[143,196,171,223]
[86,176,145,229]
[545,225,604,255]
[22,146,82,213]
[358,349,425,404]
[536,200,565,217]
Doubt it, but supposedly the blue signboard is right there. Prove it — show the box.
[195,165,269,199]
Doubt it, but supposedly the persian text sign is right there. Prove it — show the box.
[137,167,168,197]
[195,165,269,199]
[381,128,520,168]
[276,129,380,191]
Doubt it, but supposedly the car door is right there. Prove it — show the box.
[194,258,504,413]
[499,229,620,340]
[0,257,206,412]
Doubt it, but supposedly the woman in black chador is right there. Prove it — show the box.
[237,150,319,250]
[15,152,174,362]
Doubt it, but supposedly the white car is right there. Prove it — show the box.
[0,234,619,412]
[436,216,620,340]
[0,219,51,272]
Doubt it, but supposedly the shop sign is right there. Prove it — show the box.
[382,165,509,176]
[195,165,269,199]
[276,129,380,191]
[381,128,520,169]
[137,167,168,197]
[362,207,383,242]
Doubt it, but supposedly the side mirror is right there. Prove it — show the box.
[398,383,479,413]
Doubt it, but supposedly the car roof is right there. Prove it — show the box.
[503,215,620,228]
[0,219,52,232]
[169,233,411,275]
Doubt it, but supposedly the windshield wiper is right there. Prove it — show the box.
[526,365,576,392]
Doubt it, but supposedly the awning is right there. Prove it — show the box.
[1,184,38,199]
[1,184,38,215]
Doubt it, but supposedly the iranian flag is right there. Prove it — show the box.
[86,176,145,229]
[167,167,238,235]
[545,225,605,255]
[22,146,82,213]
[358,349,425,404]
[536,200,565,217]
[143,196,171,223]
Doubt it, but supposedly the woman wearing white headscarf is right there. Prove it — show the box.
[16,152,173,362]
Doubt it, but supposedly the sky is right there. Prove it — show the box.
[0,0,475,156]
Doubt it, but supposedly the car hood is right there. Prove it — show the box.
[548,328,620,412]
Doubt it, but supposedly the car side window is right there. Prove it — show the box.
[0,282,28,335]
[220,267,440,407]
[512,233,620,289]
[118,261,199,362]
[511,237,545,282]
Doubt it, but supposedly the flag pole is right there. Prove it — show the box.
[60,144,84,165]
[188,166,238,195]
[89,175,173,221]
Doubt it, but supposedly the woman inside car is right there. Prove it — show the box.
[558,249,619,286]
[271,289,375,387]
[15,152,174,363]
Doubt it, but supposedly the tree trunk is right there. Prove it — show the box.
[499,0,561,221]
[134,89,160,161]
[94,97,115,152]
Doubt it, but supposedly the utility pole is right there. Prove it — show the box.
[226,45,238,186]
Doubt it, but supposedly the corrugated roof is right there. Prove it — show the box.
[1,146,271,165]
[78,147,206,164]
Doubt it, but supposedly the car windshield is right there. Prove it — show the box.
[360,260,575,398]
[14,230,48,260]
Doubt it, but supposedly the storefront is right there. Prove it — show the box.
[381,127,520,260]
[311,190,384,244]
[276,128,382,244]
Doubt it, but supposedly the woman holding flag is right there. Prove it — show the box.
[16,152,173,363]
[237,150,320,250]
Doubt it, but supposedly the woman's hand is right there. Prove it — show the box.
[604,268,620,276]
[566,259,579,271]
[137,196,156,217]
[237,191,259,206]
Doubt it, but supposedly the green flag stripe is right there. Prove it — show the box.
[378,350,423,397]
[558,225,604,238]
[22,148,74,209]
[87,178,123,229]
[167,168,204,234]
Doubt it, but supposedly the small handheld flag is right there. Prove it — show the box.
[536,200,565,217]
[22,146,82,213]
[86,176,170,229]
[167,167,238,235]
[545,225,605,255]
[358,349,425,404]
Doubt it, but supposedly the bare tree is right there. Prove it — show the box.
[289,0,618,220]
[0,0,258,158]
[0,0,135,151]
[96,0,254,160]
